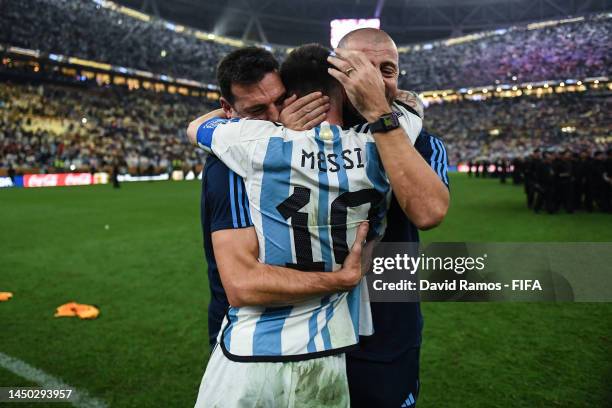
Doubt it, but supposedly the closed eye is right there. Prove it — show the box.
[274,93,288,107]
[246,106,266,115]
[381,63,397,77]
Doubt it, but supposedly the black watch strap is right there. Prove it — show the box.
[369,112,400,133]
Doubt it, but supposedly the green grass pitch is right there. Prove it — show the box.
[0,174,610,407]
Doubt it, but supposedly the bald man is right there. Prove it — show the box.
[333,29,451,408]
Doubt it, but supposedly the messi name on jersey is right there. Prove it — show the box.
[300,147,365,172]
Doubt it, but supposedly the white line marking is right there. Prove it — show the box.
[0,351,108,408]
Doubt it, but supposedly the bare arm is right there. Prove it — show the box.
[370,127,449,230]
[328,49,449,229]
[213,222,369,307]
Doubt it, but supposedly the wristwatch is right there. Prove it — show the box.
[368,112,400,133]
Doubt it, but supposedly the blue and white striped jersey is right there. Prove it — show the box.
[197,103,422,361]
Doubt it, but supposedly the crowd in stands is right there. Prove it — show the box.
[1,79,609,176]
[398,15,611,90]
[1,0,610,91]
[0,82,215,173]
[1,0,235,84]
[425,92,610,165]
[0,1,610,179]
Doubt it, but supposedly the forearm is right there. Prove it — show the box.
[213,203,369,308]
[186,108,225,145]
[373,129,449,229]
[226,263,352,307]
[214,227,357,307]
[326,48,449,229]
[352,90,448,229]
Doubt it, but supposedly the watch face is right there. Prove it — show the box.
[382,116,395,127]
[382,113,399,128]
[370,112,400,133]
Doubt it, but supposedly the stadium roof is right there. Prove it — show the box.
[116,0,611,46]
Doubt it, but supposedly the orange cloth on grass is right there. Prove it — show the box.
[55,302,78,317]
[0,292,13,301]
[74,304,100,319]
[54,302,100,319]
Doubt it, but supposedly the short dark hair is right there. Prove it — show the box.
[280,43,340,98]
[216,47,279,104]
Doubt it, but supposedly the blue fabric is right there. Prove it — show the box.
[196,117,228,149]
[201,156,252,347]
[348,129,449,362]
[251,137,295,355]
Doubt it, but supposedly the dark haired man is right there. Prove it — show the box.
[216,46,328,128]
[190,43,427,407]
[215,46,284,120]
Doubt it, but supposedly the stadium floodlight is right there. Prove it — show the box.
[330,19,380,48]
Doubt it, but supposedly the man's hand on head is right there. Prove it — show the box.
[327,48,390,123]
[280,91,330,131]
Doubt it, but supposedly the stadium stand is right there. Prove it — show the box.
[397,14,611,91]
[0,0,279,85]
[2,80,608,174]
[0,0,610,175]
[0,82,214,174]
[1,0,219,83]
[426,92,611,164]
[1,1,610,90]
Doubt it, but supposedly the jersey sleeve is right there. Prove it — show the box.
[196,117,278,179]
[203,158,253,232]
[414,129,450,188]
